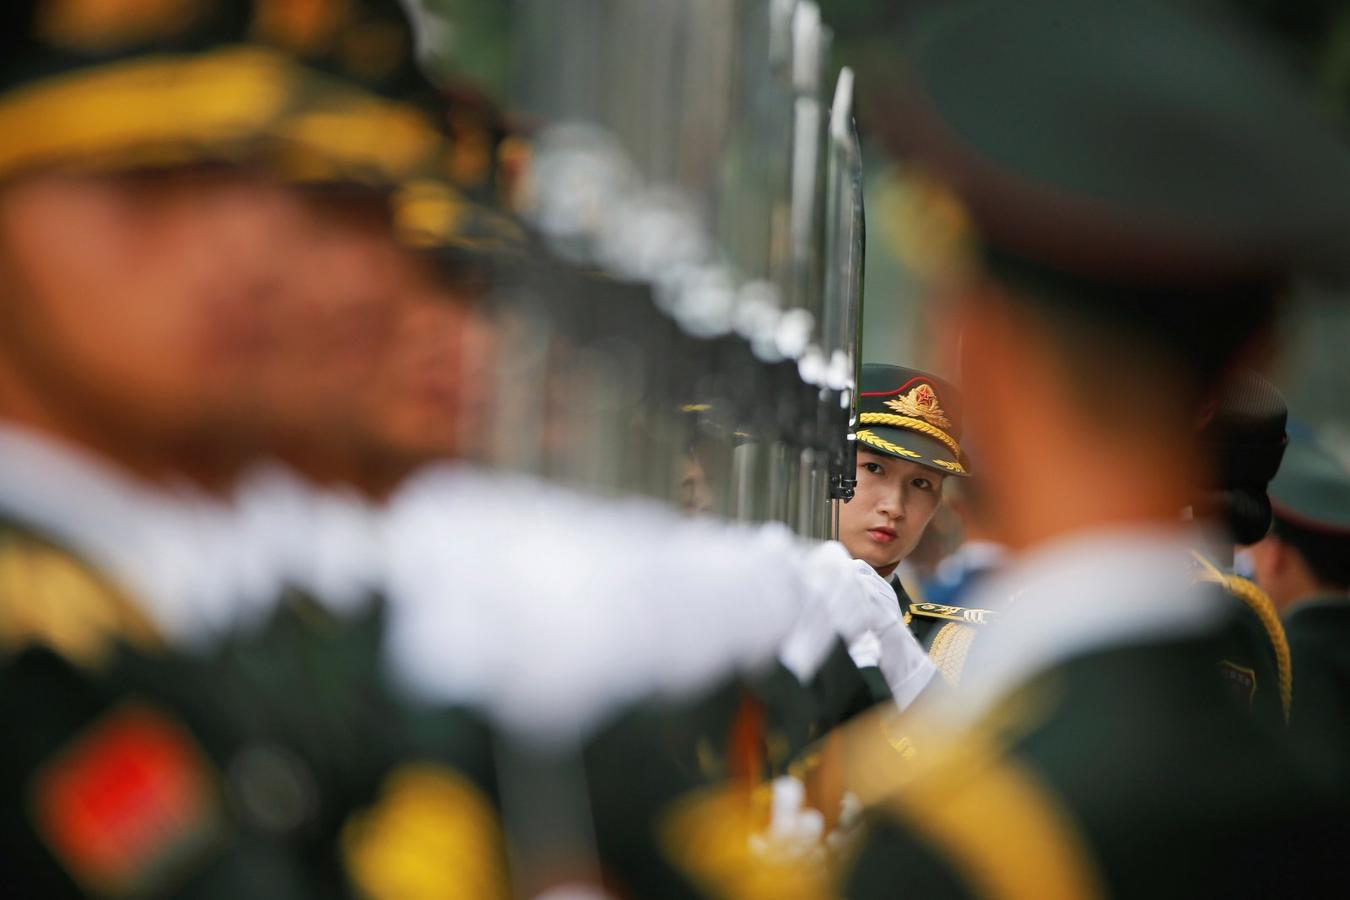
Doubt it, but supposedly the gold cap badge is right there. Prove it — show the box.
[885,382,952,430]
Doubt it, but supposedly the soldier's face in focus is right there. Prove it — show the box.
[0,167,305,461]
[840,448,945,576]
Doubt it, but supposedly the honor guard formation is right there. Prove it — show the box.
[4,0,1350,897]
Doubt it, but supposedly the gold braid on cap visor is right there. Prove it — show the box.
[859,413,965,461]
[0,46,441,184]
[854,429,968,474]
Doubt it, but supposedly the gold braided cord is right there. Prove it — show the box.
[1225,575,1292,724]
[928,623,977,687]
[859,413,963,459]
[1191,552,1292,724]
[856,430,920,459]
[881,736,1106,900]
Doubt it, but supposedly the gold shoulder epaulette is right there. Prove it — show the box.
[0,531,162,669]
[1189,551,1292,724]
[929,622,978,687]
[910,602,998,626]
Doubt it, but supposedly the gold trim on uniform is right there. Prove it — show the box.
[342,763,509,900]
[1190,551,1292,724]
[832,684,1103,899]
[928,622,977,686]
[0,535,163,669]
[910,602,997,626]
[875,734,1105,900]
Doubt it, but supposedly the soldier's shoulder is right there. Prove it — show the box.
[0,522,162,669]
[847,722,1105,900]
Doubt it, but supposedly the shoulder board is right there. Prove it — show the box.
[910,602,998,626]
[0,531,162,669]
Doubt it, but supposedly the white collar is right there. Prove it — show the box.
[940,523,1227,726]
[232,462,384,619]
[0,422,250,646]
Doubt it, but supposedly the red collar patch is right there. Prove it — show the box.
[30,702,222,896]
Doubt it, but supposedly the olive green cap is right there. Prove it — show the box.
[857,364,969,477]
[1270,432,1350,537]
[872,0,1350,287]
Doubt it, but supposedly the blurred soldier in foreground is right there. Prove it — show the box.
[840,0,1350,895]
[0,3,510,896]
[1250,431,1350,767]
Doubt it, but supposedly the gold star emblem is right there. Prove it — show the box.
[884,382,952,430]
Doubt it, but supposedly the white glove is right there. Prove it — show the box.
[780,541,869,681]
[778,591,839,683]
[875,623,936,711]
[846,631,881,669]
[809,542,874,642]
[849,561,937,710]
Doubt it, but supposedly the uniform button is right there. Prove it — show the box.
[226,743,318,835]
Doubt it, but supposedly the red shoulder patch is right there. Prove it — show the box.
[30,703,222,896]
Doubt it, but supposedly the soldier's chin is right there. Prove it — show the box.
[849,541,902,573]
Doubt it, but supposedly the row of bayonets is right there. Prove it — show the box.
[453,0,865,540]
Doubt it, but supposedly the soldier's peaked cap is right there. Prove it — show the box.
[857,364,969,477]
[1269,432,1350,538]
[0,0,446,187]
[873,0,1350,288]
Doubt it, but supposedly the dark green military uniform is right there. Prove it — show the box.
[0,517,505,898]
[846,605,1350,899]
[1286,594,1350,763]
[836,0,1350,895]
[0,2,513,896]
[1266,433,1350,774]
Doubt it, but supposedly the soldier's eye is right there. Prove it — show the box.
[862,462,883,475]
[913,477,933,491]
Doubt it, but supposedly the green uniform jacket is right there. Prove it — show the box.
[844,613,1350,899]
[1286,595,1350,778]
[0,520,504,899]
